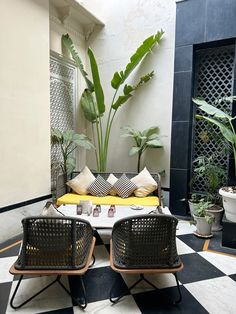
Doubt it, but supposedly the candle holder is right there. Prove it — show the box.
[110,204,116,213]
[93,207,99,217]
[108,207,114,217]
[76,205,82,215]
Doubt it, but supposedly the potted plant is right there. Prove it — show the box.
[51,128,94,176]
[120,125,163,172]
[192,96,236,222]
[188,193,203,218]
[193,199,215,238]
[61,31,164,171]
[192,155,227,231]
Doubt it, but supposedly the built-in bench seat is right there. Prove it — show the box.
[56,172,162,207]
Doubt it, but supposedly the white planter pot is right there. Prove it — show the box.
[206,207,224,231]
[188,201,198,218]
[193,215,212,237]
[219,188,236,222]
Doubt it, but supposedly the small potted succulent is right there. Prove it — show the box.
[193,199,215,238]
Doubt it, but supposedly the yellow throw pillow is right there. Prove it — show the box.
[107,173,118,196]
[66,166,95,195]
[131,167,157,197]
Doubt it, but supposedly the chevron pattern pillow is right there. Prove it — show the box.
[113,174,137,198]
[88,175,113,196]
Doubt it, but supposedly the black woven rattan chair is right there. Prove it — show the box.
[110,214,183,304]
[9,216,95,310]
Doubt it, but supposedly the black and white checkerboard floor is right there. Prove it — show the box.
[1,220,236,314]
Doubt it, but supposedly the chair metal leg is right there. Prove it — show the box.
[110,273,182,305]
[10,274,88,310]
[110,274,144,304]
[173,273,182,304]
[10,275,59,309]
[58,275,87,309]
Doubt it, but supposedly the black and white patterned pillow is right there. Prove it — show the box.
[113,174,137,198]
[88,175,113,196]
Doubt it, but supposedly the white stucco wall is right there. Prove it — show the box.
[0,0,51,207]
[80,0,176,187]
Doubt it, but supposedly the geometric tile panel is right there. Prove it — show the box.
[50,56,77,191]
[192,45,235,192]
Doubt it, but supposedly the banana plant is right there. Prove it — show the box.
[121,126,163,172]
[51,128,94,175]
[193,96,236,177]
[62,31,164,171]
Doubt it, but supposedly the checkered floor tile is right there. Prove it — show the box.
[1,220,236,314]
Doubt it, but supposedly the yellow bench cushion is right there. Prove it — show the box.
[57,193,159,206]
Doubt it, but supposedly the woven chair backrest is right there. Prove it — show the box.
[112,214,181,269]
[15,216,93,270]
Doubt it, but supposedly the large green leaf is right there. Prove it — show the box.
[62,34,94,92]
[193,97,231,119]
[112,94,132,110]
[73,134,94,149]
[51,128,62,144]
[135,71,154,88]
[143,126,159,138]
[129,146,141,156]
[87,48,105,115]
[80,90,98,123]
[66,156,76,174]
[146,139,163,147]
[63,129,75,143]
[196,115,235,144]
[112,72,154,110]
[147,133,159,140]
[111,30,164,89]
[121,125,135,133]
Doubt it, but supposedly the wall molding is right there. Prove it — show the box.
[50,14,85,41]
[0,194,52,213]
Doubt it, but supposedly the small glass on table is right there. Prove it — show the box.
[108,206,115,217]
[76,205,83,215]
[93,206,100,217]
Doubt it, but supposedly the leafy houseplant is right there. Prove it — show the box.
[193,155,227,205]
[51,128,94,176]
[193,97,236,177]
[62,31,164,171]
[192,155,227,231]
[192,96,236,222]
[120,126,163,172]
[188,193,204,218]
[193,199,215,237]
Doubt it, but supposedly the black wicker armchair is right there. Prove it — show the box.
[9,216,95,309]
[110,214,183,304]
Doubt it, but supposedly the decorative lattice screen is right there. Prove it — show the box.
[192,45,235,192]
[50,54,77,191]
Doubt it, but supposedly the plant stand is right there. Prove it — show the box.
[222,215,236,249]
[219,188,236,222]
